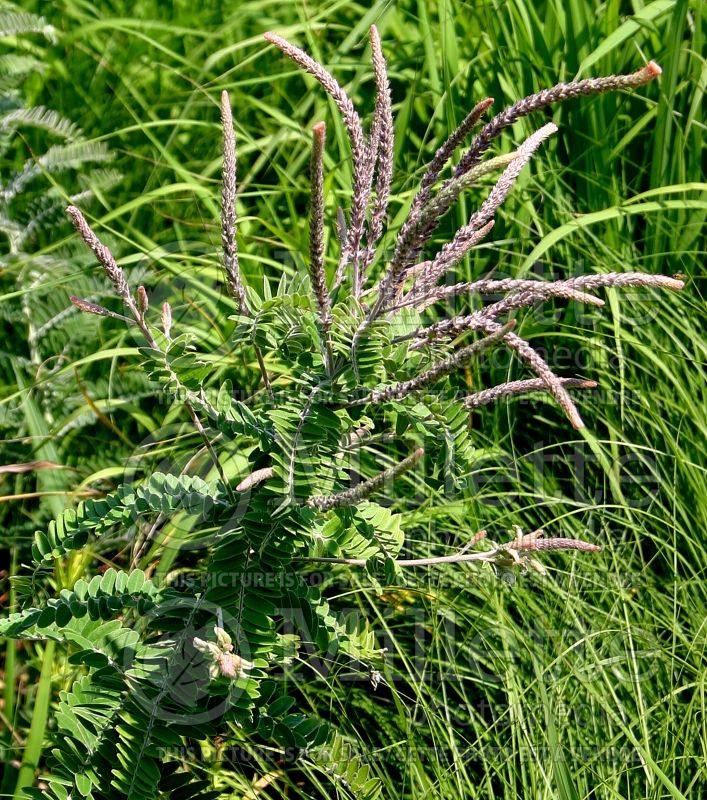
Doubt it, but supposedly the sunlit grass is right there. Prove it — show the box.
[1,0,705,797]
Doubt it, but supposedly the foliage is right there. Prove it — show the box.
[0,0,136,545]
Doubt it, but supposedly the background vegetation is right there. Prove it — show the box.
[1,0,705,798]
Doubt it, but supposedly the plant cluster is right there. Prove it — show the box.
[0,2,135,543]
[0,24,683,800]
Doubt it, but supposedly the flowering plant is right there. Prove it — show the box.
[0,26,681,800]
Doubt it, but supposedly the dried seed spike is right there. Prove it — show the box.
[414,96,495,212]
[383,96,495,305]
[403,272,683,314]
[456,529,488,556]
[70,295,107,316]
[464,378,597,410]
[332,208,349,291]
[515,528,544,548]
[375,122,558,320]
[404,286,602,344]
[309,122,331,325]
[220,90,249,316]
[489,323,585,429]
[69,295,134,324]
[393,154,516,305]
[221,91,272,398]
[162,301,172,339]
[264,31,369,289]
[236,467,275,493]
[65,205,129,300]
[453,61,662,180]
[475,122,558,221]
[361,24,394,277]
[403,315,586,426]
[310,121,335,375]
[136,286,148,315]
[527,558,548,575]
[415,152,516,234]
[350,320,516,406]
[565,272,684,293]
[515,537,602,553]
[483,284,604,315]
[336,207,347,246]
[402,220,496,307]
[469,529,488,546]
[307,447,424,511]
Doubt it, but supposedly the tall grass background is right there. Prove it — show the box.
[1,0,705,798]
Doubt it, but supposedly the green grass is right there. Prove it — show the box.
[1,0,705,797]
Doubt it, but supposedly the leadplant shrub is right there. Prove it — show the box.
[1,26,683,800]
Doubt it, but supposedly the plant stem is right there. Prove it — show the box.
[12,641,55,800]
